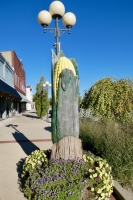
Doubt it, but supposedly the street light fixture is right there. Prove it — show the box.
[43,81,51,122]
[38,0,76,55]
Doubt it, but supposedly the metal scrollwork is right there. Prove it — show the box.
[43,27,71,38]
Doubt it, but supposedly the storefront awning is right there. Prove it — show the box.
[18,92,31,103]
[0,79,21,99]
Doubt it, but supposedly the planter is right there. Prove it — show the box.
[113,180,133,200]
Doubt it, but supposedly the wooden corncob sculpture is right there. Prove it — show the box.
[51,50,80,144]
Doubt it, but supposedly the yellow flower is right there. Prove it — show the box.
[32,163,35,168]
[98,197,102,200]
[104,172,108,177]
[99,172,103,178]
[96,167,100,171]
[101,193,105,197]
[89,169,93,172]
[90,175,93,179]
[91,187,94,191]
[106,186,110,192]
[106,163,109,167]
[93,173,98,177]
[97,189,102,194]
[99,161,103,168]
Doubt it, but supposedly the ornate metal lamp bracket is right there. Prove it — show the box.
[43,26,71,38]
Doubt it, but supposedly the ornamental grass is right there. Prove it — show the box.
[79,119,133,189]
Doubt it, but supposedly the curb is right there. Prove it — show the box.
[113,180,133,200]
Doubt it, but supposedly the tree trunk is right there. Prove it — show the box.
[51,136,83,160]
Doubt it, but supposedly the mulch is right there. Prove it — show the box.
[110,193,120,200]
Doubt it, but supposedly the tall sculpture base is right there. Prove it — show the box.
[51,136,83,160]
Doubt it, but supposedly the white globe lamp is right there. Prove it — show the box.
[49,1,65,19]
[62,12,76,28]
[38,10,52,26]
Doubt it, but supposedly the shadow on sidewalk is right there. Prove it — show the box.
[12,131,40,156]
[16,158,26,194]
[22,114,40,119]
[6,124,18,128]
[44,126,52,132]
[9,124,40,196]
[6,124,39,154]
[6,124,40,155]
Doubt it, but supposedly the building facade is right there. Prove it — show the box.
[0,50,26,95]
[0,50,30,112]
[0,53,21,119]
[26,86,33,110]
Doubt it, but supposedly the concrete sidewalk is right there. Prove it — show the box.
[0,110,53,200]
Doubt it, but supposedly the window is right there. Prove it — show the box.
[18,76,19,87]
[0,61,3,77]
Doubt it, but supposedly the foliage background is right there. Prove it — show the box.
[33,76,48,118]
[81,77,133,122]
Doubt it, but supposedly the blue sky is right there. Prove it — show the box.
[0,0,133,97]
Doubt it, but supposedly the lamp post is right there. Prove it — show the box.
[37,0,76,55]
[43,81,51,122]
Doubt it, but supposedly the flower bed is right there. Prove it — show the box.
[22,149,113,200]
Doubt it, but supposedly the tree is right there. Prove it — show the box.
[78,93,82,107]
[49,98,52,107]
[33,76,47,118]
[81,77,133,122]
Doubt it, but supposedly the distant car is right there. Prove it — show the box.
[49,110,52,118]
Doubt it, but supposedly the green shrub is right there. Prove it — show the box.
[81,77,133,122]
[79,120,133,188]
[33,76,47,118]
[22,150,113,200]
[22,149,51,178]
